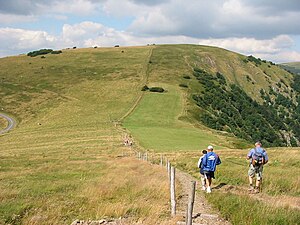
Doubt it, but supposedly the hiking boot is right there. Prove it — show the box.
[253,187,260,193]
[248,185,254,192]
[206,186,212,193]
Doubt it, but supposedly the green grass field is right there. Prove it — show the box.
[123,84,244,152]
[1,45,299,225]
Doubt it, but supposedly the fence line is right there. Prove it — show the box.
[186,181,196,225]
[130,149,198,222]
[170,166,176,217]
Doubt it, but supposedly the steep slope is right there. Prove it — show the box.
[2,45,297,148]
[141,45,298,147]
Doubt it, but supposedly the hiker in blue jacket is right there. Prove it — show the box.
[247,141,268,193]
[197,149,207,191]
[202,145,221,193]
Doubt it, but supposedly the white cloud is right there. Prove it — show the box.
[0,28,56,51]
[62,22,104,44]
[0,13,37,24]
[0,20,300,63]
[61,21,205,47]
[48,0,98,16]
[198,35,300,62]
[1,0,300,39]
[129,8,179,36]
[258,51,300,64]
[102,0,141,17]
[199,35,294,54]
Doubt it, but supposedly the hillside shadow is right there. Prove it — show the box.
[213,182,227,190]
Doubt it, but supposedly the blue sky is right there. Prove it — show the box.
[0,0,300,62]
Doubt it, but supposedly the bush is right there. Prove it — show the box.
[246,55,262,66]
[51,50,62,54]
[27,49,53,57]
[141,85,149,91]
[149,87,165,93]
[179,84,188,88]
[183,75,191,79]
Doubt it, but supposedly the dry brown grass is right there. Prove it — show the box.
[80,157,170,224]
[17,155,171,225]
[0,46,177,225]
[0,116,8,130]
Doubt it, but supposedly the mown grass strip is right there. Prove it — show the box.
[124,85,222,152]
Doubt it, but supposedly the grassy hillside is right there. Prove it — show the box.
[0,46,172,224]
[125,45,298,147]
[122,45,300,224]
[1,44,299,225]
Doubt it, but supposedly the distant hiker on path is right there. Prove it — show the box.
[247,141,268,193]
[123,135,129,146]
[123,135,133,147]
[202,145,221,193]
[197,149,207,191]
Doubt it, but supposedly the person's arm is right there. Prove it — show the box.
[216,154,221,165]
[197,157,202,168]
[263,150,268,164]
[247,149,253,160]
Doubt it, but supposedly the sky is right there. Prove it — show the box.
[0,0,300,63]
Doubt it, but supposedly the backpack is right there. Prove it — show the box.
[252,148,265,166]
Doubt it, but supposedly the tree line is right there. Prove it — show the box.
[191,67,300,147]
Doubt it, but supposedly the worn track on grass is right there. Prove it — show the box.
[118,47,153,122]
[0,113,15,134]
[116,46,231,224]
[175,169,231,225]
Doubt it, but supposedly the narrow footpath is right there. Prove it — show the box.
[175,169,231,225]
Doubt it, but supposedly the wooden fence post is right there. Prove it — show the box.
[186,181,196,225]
[170,166,176,217]
[167,161,171,180]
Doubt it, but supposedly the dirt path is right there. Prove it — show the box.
[175,169,231,225]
